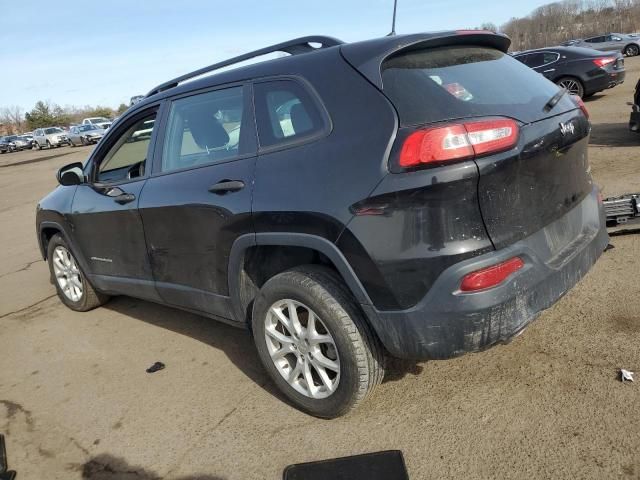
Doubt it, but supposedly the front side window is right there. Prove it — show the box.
[96,113,156,183]
[254,80,326,148]
[161,86,245,173]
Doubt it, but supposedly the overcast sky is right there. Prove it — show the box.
[0,0,551,111]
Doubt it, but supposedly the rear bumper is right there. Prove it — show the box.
[362,186,608,360]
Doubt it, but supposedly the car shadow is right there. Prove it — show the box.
[583,93,607,102]
[103,296,423,391]
[102,296,293,406]
[589,122,639,147]
[76,453,226,479]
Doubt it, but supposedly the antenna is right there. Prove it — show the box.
[388,0,398,36]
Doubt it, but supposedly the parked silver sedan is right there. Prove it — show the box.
[68,124,107,146]
[570,33,640,56]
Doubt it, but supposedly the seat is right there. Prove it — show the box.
[184,105,230,152]
[290,103,313,135]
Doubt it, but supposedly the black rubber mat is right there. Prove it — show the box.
[284,450,409,480]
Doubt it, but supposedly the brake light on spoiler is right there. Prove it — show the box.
[398,118,519,168]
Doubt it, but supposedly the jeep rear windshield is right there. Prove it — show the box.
[381,45,576,126]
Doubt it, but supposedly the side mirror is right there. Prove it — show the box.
[57,162,85,186]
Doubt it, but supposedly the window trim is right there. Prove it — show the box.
[251,75,332,155]
[87,103,163,186]
[150,82,257,178]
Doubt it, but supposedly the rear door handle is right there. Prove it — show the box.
[208,180,245,194]
[543,68,555,73]
[114,193,136,205]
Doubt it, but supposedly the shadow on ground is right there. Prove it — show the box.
[75,453,226,479]
[589,122,640,147]
[103,296,424,391]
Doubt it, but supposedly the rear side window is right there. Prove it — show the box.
[161,86,246,172]
[381,46,572,126]
[254,80,326,148]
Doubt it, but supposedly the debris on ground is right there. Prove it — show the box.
[146,362,165,374]
[604,244,615,252]
[620,369,634,382]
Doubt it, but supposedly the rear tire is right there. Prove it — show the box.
[47,234,110,312]
[557,77,584,98]
[252,266,385,418]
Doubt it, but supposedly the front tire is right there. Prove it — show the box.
[35,141,42,150]
[625,44,639,57]
[47,234,109,311]
[557,77,584,98]
[252,266,385,418]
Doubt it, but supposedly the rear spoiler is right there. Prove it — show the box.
[340,31,511,90]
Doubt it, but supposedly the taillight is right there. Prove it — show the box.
[460,257,524,292]
[571,94,589,119]
[398,118,519,168]
[593,57,616,68]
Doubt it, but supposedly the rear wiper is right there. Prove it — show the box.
[543,88,567,113]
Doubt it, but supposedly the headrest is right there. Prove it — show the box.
[184,106,229,149]
[290,103,313,135]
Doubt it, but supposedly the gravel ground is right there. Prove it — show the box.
[0,58,639,480]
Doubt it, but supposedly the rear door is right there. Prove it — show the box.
[585,36,608,51]
[379,44,592,249]
[139,84,256,319]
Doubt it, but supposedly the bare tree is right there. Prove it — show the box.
[0,105,25,133]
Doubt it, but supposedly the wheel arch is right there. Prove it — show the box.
[38,221,91,274]
[228,233,373,325]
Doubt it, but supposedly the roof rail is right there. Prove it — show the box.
[146,35,344,97]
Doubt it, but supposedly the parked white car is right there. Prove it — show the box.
[82,117,112,129]
[33,127,70,150]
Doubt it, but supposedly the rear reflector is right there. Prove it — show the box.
[571,94,589,119]
[593,57,616,68]
[399,118,518,168]
[460,257,524,292]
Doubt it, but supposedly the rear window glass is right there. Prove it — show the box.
[382,46,574,126]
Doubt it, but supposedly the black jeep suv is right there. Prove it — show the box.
[37,31,608,418]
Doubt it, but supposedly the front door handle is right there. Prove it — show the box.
[114,193,136,205]
[208,180,245,194]
[543,68,555,73]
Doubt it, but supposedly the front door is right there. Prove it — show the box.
[70,107,160,300]
[139,85,256,319]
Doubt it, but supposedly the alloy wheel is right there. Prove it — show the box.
[264,299,340,399]
[626,45,639,56]
[558,79,581,96]
[52,246,83,302]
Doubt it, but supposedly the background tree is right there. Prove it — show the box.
[25,101,58,130]
[116,103,129,115]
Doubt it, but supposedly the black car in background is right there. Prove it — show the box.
[0,138,9,154]
[514,46,625,97]
[37,31,608,418]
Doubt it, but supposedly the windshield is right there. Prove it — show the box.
[44,128,63,134]
[5,136,17,141]
[382,46,576,126]
[89,117,109,123]
[80,125,98,132]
